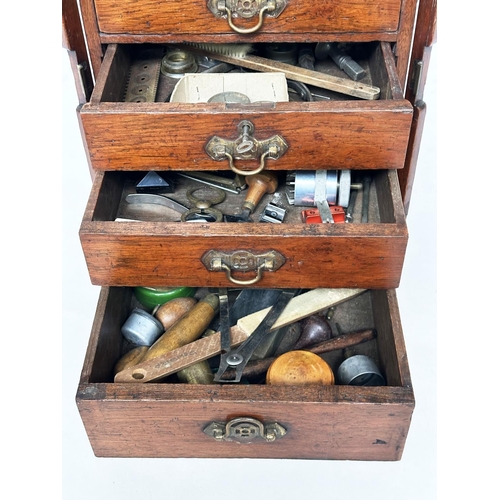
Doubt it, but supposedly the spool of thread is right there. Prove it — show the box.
[121,308,164,346]
[266,350,334,385]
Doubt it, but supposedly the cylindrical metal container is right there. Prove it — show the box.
[121,308,164,346]
[337,354,386,386]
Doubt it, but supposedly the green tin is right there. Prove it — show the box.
[133,286,197,310]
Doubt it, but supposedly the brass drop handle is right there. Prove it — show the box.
[205,120,288,177]
[223,149,270,176]
[201,249,286,286]
[222,4,272,34]
[204,417,287,443]
[208,0,288,35]
[220,261,265,285]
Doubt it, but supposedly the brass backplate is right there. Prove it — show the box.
[205,120,288,162]
[201,249,286,273]
[204,417,287,443]
[207,0,287,19]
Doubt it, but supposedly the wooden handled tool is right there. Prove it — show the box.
[140,293,219,363]
[114,288,366,383]
[226,171,278,222]
[243,172,278,213]
[218,328,376,381]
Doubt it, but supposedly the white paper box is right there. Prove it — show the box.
[170,72,289,103]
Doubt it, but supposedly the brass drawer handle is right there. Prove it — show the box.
[205,120,288,176]
[223,149,269,176]
[221,261,264,285]
[223,4,269,34]
[204,417,287,443]
[201,249,286,285]
[208,0,287,34]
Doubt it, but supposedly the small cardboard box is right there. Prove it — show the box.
[170,72,289,103]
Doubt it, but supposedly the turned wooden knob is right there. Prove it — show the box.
[293,314,333,350]
[266,350,334,385]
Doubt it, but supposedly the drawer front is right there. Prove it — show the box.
[80,42,413,172]
[79,169,408,289]
[76,287,414,460]
[93,0,403,37]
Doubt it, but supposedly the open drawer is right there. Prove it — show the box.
[92,0,403,39]
[79,168,408,289]
[76,286,414,460]
[79,41,413,172]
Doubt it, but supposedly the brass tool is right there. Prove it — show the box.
[225,171,278,222]
[181,186,226,222]
[161,49,198,78]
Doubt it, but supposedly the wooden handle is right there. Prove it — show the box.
[141,293,219,362]
[243,172,278,212]
[114,325,250,383]
[219,329,376,380]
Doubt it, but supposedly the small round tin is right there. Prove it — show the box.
[207,91,251,104]
[337,355,386,386]
[121,308,164,346]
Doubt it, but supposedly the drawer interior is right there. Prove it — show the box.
[77,286,414,460]
[95,41,402,105]
[82,287,411,390]
[89,169,401,225]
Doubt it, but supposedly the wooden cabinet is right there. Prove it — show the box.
[63,0,436,462]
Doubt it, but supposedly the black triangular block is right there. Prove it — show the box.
[136,171,175,193]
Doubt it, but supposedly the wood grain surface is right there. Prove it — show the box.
[93,0,402,35]
[77,287,414,460]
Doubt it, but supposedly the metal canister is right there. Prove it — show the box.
[337,355,386,386]
[121,308,164,346]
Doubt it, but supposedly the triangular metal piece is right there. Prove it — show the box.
[136,171,175,193]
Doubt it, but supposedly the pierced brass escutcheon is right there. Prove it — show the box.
[205,120,288,176]
[207,0,287,34]
[204,417,287,443]
[201,249,285,285]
